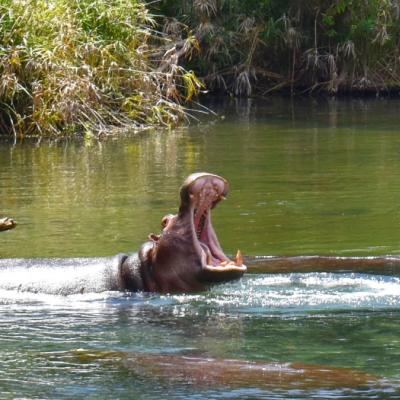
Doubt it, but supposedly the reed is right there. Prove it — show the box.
[0,0,201,138]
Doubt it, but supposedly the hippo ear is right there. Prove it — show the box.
[138,241,159,292]
[139,241,155,264]
[148,233,160,242]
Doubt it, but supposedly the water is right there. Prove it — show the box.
[1,97,400,398]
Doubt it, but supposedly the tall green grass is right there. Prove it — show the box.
[0,0,201,138]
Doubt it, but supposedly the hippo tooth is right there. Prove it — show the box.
[235,250,243,266]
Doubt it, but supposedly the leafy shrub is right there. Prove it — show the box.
[0,0,201,137]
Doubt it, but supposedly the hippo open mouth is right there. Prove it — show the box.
[139,172,247,292]
[184,173,246,273]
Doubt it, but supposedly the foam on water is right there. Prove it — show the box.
[202,272,400,313]
[165,272,400,315]
[0,289,128,309]
[1,272,399,315]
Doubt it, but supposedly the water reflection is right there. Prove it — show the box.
[1,270,400,398]
[2,97,400,258]
[1,285,400,399]
[0,131,207,257]
[2,98,400,398]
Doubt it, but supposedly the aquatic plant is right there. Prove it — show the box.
[0,0,202,138]
[153,0,400,95]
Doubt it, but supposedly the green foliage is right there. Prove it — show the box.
[0,0,200,137]
[152,0,400,95]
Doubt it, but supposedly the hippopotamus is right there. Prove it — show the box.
[0,173,246,295]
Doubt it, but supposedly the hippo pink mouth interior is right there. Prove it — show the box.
[189,174,246,272]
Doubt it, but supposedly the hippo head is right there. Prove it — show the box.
[139,173,247,293]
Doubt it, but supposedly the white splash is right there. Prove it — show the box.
[203,272,400,313]
[1,272,399,315]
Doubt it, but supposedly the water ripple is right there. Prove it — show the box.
[0,272,399,316]
[172,272,400,314]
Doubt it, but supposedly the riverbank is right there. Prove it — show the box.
[152,1,400,97]
[1,1,400,139]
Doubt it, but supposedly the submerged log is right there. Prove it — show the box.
[71,349,378,390]
[0,217,16,232]
[244,255,400,275]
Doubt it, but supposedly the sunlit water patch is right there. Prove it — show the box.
[1,272,398,318]
[169,272,400,315]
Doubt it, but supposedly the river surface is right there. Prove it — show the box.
[1,97,400,398]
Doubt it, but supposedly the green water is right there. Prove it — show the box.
[1,97,400,398]
[2,97,400,258]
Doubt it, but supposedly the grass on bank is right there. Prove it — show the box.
[0,0,202,138]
